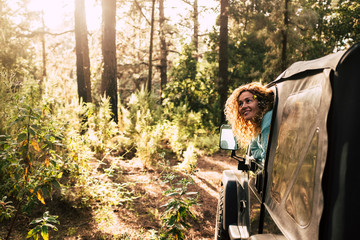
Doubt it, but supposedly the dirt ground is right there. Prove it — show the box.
[0,151,237,240]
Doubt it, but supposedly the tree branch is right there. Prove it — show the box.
[16,29,74,38]
[133,0,151,25]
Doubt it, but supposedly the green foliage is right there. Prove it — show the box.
[3,1,359,238]
[205,0,360,87]
[162,105,202,158]
[160,174,198,240]
[49,98,136,209]
[118,86,219,169]
[0,99,63,212]
[163,43,217,127]
[119,87,163,167]
[327,0,360,47]
[0,196,16,221]
[83,95,119,154]
[176,143,197,173]
[0,2,37,79]
[0,90,64,238]
[125,86,161,134]
[0,72,41,135]
[206,28,269,86]
[27,211,59,240]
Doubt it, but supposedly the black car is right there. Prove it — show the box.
[215,43,360,240]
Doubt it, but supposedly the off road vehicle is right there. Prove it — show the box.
[215,42,360,240]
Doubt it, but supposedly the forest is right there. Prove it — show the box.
[0,0,359,239]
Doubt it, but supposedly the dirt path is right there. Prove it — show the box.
[0,151,237,239]
[96,150,237,239]
[187,151,238,239]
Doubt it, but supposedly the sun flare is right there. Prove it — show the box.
[27,0,101,31]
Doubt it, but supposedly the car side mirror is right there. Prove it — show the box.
[219,124,238,150]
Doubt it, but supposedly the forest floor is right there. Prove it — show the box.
[0,151,237,240]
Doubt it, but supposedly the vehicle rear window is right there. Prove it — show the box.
[270,85,321,226]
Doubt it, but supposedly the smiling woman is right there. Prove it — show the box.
[224,82,274,162]
[238,91,260,121]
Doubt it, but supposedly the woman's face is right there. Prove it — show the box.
[238,91,260,121]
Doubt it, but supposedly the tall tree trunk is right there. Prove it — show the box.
[147,0,155,93]
[193,0,199,60]
[281,0,289,71]
[75,0,92,103]
[101,0,118,123]
[159,0,167,103]
[219,0,229,124]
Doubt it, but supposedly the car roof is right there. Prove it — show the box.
[268,50,345,86]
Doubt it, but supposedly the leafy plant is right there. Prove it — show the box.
[163,43,217,127]
[83,95,119,154]
[120,88,164,167]
[176,143,197,173]
[0,98,63,239]
[0,196,15,221]
[27,211,59,240]
[160,174,198,240]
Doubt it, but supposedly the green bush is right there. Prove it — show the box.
[0,95,64,238]
[163,43,218,128]
[119,87,163,167]
[83,95,119,154]
[160,174,198,240]
[0,101,63,207]
[118,87,219,169]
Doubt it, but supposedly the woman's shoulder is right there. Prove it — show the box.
[263,110,273,123]
[261,110,273,131]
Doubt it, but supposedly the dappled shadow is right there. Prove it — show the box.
[0,151,237,240]
[187,152,238,238]
[102,151,237,239]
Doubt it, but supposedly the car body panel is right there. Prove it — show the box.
[217,42,360,240]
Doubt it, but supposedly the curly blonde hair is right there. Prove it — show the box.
[224,82,274,148]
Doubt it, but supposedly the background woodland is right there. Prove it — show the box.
[0,0,359,239]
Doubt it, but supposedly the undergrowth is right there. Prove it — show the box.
[0,72,219,239]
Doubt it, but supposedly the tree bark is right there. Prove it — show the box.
[75,0,92,103]
[101,0,118,123]
[219,0,229,124]
[147,0,155,93]
[159,0,167,103]
[281,0,289,71]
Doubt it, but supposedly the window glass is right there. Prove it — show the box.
[285,129,318,226]
[271,85,321,204]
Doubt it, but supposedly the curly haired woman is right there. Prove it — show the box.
[224,82,274,162]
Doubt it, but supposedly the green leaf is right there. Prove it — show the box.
[160,203,169,208]
[56,172,63,179]
[40,225,49,240]
[30,219,43,225]
[185,191,198,196]
[27,226,41,239]
[18,133,27,142]
[44,223,58,230]
[28,127,36,136]
[51,180,61,190]
[168,215,176,226]
[166,192,179,197]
